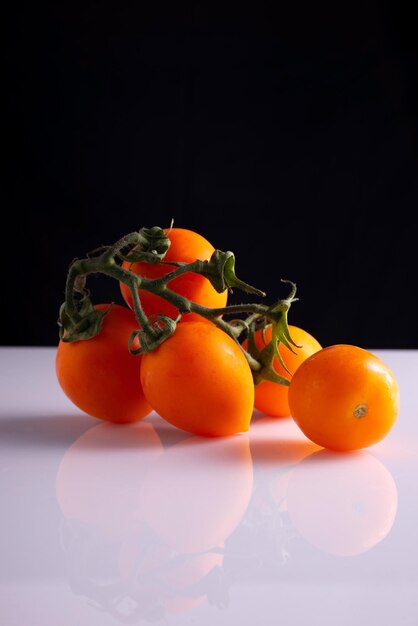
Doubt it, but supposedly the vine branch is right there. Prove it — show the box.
[58,226,299,386]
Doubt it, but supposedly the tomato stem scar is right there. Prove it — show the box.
[354,404,368,418]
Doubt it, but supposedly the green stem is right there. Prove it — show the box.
[64,263,83,323]
[59,228,297,383]
[102,265,158,340]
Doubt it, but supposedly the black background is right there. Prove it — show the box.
[3,2,418,348]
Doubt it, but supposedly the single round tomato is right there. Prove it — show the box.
[56,304,152,423]
[140,321,254,436]
[119,227,228,321]
[288,344,400,451]
[242,324,322,417]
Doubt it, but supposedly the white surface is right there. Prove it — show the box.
[0,347,417,626]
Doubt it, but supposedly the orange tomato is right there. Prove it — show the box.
[140,321,254,436]
[242,324,322,417]
[56,304,152,423]
[119,227,228,321]
[288,344,400,451]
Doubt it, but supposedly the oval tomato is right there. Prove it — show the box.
[119,227,228,321]
[288,344,400,451]
[140,321,254,436]
[242,324,322,417]
[56,304,152,423]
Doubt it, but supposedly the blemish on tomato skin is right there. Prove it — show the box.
[354,404,368,418]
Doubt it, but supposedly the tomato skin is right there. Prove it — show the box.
[288,344,400,451]
[242,324,322,417]
[119,228,228,321]
[56,304,152,423]
[140,321,254,436]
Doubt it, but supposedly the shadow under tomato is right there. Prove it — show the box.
[249,415,321,467]
[144,412,193,448]
[285,448,398,557]
[0,413,96,449]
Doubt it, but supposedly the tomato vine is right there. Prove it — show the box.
[58,226,299,386]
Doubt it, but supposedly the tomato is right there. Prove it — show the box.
[288,344,400,451]
[119,227,228,321]
[286,448,398,556]
[242,324,322,417]
[140,321,254,436]
[56,304,152,423]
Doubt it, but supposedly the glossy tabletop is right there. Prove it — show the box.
[1,348,417,625]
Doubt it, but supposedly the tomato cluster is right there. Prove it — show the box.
[56,227,400,451]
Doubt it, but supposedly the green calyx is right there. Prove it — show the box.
[248,292,301,387]
[58,226,299,386]
[118,226,171,264]
[202,250,266,296]
[58,300,107,342]
[128,315,179,355]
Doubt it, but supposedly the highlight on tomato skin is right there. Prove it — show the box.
[288,344,400,451]
[56,303,152,424]
[242,324,322,418]
[119,227,228,322]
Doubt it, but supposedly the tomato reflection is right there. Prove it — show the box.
[136,434,254,554]
[249,415,321,516]
[56,420,163,543]
[54,412,397,622]
[285,448,398,556]
[55,420,253,621]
